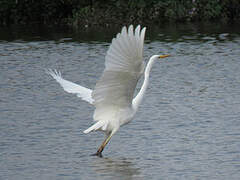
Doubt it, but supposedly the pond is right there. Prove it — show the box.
[0,23,240,180]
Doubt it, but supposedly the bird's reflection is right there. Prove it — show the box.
[91,156,142,180]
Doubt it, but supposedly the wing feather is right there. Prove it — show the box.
[92,25,146,121]
[46,69,93,104]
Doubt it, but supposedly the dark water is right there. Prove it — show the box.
[0,23,240,180]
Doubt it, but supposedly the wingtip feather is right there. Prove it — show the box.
[46,68,62,80]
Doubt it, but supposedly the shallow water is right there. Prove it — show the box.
[0,23,240,179]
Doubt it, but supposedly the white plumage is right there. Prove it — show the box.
[46,69,93,104]
[47,25,170,157]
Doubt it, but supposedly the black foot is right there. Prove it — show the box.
[91,152,103,158]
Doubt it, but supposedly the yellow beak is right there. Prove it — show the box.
[159,54,170,58]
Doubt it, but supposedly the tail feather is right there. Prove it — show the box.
[83,121,106,134]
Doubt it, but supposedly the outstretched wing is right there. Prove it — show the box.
[92,25,146,120]
[46,69,94,104]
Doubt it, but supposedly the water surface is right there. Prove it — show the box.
[0,23,240,179]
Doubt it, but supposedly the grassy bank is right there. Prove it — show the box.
[0,0,240,27]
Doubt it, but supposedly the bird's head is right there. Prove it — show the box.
[149,54,170,63]
[146,54,171,73]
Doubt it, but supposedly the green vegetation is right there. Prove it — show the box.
[0,0,240,27]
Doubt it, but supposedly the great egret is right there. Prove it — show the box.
[47,25,170,157]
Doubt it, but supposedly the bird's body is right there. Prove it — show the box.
[47,25,170,157]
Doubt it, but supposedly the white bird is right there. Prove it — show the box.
[47,25,170,157]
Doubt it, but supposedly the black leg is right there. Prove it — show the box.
[91,131,114,158]
[91,151,103,158]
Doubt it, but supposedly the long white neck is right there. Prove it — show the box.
[132,56,157,111]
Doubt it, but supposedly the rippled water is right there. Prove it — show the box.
[0,24,240,180]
